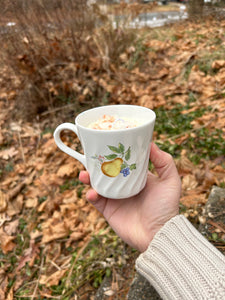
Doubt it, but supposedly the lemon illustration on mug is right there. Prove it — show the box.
[92,143,136,178]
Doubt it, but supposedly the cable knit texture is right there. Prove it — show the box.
[136,215,225,300]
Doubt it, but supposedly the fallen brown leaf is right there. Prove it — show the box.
[4,219,19,235]
[57,163,78,177]
[0,228,16,254]
[212,60,225,69]
[65,231,86,248]
[16,240,40,271]
[41,220,70,244]
[0,191,8,213]
[182,174,198,191]
[0,147,18,160]
[180,193,207,207]
[0,213,11,227]
[39,269,67,287]
[7,195,24,217]
[6,170,36,201]
[0,273,8,300]
[6,287,13,300]
[25,197,38,208]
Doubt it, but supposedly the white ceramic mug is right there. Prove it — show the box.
[54,105,156,199]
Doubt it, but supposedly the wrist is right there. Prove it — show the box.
[140,212,179,252]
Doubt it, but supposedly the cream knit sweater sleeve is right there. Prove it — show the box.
[136,215,225,300]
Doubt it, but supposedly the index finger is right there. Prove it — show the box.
[79,170,90,185]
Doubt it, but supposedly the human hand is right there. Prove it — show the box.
[79,143,181,252]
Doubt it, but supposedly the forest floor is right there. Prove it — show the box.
[0,2,225,299]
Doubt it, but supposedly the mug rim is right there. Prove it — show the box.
[75,104,156,132]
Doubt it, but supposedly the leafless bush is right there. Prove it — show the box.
[0,0,139,120]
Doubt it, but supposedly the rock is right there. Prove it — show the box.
[94,275,113,300]
[127,273,161,300]
[94,270,162,300]
[198,185,225,254]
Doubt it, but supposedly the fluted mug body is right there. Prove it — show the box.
[54,105,155,199]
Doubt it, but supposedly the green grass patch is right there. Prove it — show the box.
[184,47,225,78]
[154,103,224,163]
[5,161,14,172]
[126,38,148,70]
[46,230,131,298]
[154,103,207,138]
[186,128,224,164]
[60,179,82,193]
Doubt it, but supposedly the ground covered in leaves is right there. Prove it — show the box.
[0,3,225,299]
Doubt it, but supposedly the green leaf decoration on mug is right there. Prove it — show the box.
[92,143,136,178]
[105,154,118,160]
[125,147,131,161]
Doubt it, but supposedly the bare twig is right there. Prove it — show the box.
[16,296,61,299]
[17,132,26,163]
[8,170,36,200]
[50,260,62,271]
[31,256,44,300]
[40,103,77,116]
[62,238,91,294]
[207,219,225,234]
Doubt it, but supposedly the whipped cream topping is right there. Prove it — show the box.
[88,115,139,130]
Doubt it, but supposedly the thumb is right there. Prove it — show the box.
[150,143,179,180]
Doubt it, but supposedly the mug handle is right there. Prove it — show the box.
[54,123,87,168]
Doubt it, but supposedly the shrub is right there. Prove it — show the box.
[0,0,139,120]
